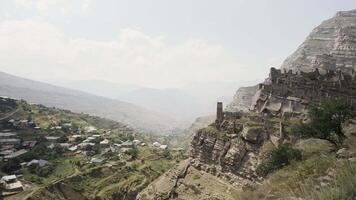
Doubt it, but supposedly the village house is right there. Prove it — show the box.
[92,134,101,138]
[90,157,104,164]
[78,142,95,149]
[59,143,71,148]
[4,149,28,159]
[0,175,23,193]
[68,145,78,151]
[45,136,60,143]
[0,132,17,138]
[152,142,161,148]
[0,138,21,145]
[22,140,37,149]
[99,139,109,146]
[133,139,141,145]
[85,126,97,133]
[0,144,14,151]
[121,141,134,148]
[27,159,48,167]
[0,149,15,156]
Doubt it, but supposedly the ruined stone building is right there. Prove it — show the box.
[251,67,356,117]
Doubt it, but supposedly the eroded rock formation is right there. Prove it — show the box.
[281,9,356,73]
[226,85,258,112]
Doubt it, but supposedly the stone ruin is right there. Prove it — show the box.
[251,67,356,117]
[215,102,243,126]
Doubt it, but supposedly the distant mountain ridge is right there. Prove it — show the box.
[0,71,181,133]
[55,79,260,122]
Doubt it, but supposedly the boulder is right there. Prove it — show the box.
[241,125,263,144]
[336,148,349,158]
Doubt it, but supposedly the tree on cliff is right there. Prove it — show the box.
[293,98,355,145]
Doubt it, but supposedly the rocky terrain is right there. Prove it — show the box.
[281,9,356,73]
[137,9,356,200]
[226,85,258,112]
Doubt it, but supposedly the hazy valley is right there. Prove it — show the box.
[1,2,356,200]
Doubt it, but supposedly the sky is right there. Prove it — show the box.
[0,0,356,88]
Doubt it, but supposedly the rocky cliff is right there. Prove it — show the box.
[226,85,258,112]
[137,9,356,200]
[281,9,356,73]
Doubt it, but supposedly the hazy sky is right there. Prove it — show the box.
[0,0,356,88]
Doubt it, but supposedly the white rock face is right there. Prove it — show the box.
[226,85,258,112]
[281,9,356,73]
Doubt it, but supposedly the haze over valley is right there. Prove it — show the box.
[1,1,356,200]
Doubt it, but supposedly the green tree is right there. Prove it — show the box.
[293,98,355,145]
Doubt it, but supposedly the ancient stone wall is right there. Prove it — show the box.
[251,67,356,117]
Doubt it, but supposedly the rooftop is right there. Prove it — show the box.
[1,175,16,182]
[0,132,17,137]
[4,149,28,159]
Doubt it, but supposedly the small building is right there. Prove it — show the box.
[141,143,146,147]
[45,136,60,142]
[63,123,72,127]
[92,134,101,138]
[85,126,97,133]
[27,159,48,167]
[133,139,141,145]
[0,149,15,156]
[0,138,21,145]
[1,175,16,183]
[78,142,95,148]
[90,158,104,164]
[59,143,71,148]
[99,139,109,146]
[1,175,23,192]
[0,132,17,138]
[4,149,28,159]
[71,135,83,138]
[0,145,14,151]
[121,141,134,148]
[22,140,37,149]
[159,145,168,150]
[153,142,161,148]
[68,145,78,151]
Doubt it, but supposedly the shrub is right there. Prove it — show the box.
[256,144,302,176]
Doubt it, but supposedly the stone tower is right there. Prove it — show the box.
[216,102,224,124]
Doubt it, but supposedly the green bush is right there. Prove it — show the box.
[256,144,302,176]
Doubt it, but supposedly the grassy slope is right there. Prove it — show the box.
[237,122,356,200]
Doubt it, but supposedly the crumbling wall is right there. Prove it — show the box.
[251,67,356,117]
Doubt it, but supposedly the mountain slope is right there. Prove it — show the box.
[281,9,356,73]
[138,9,356,200]
[0,71,180,133]
[118,88,203,121]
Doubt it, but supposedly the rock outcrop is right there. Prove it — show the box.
[281,9,356,73]
[226,85,258,112]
